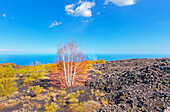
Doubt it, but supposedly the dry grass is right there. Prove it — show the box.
[0,99,20,110]
[69,100,101,112]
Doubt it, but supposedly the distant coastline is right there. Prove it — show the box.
[0,54,170,66]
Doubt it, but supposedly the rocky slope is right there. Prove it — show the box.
[0,58,169,112]
[85,58,170,111]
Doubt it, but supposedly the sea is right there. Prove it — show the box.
[0,54,170,66]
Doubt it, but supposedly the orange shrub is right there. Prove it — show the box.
[50,61,88,88]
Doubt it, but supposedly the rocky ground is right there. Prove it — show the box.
[86,58,170,111]
[0,58,169,112]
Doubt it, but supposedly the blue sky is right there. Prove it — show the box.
[0,0,170,54]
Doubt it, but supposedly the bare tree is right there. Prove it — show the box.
[54,41,87,87]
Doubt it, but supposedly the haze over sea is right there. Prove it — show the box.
[0,54,170,66]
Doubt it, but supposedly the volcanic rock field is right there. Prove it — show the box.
[86,58,170,111]
[0,58,169,112]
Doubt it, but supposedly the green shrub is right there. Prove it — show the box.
[39,64,55,73]
[44,90,60,111]
[16,64,45,79]
[31,85,43,97]
[20,65,46,84]
[23,77,32,85]
[44,102,59,112]
[27,66,45,79]
[0,79,17,97]
[0,64,16,78]
[16,66,29,75]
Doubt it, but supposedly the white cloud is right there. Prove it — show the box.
[81,20,89,22]
[0,49,54,53]
[49,21,62,28]
[2,13,6,18]
[0,49,10,51]
[65,0,95,17]
[104,0,136,6]
[97,12,100,15]
[0,49,18,52]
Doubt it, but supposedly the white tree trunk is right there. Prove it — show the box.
[57,42,83,87]
[72,63,78,85]
[62,49,68,87]
[67,55,70,86]
[70,52,74,86]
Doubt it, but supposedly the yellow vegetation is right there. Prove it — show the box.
[0,78,17,97]
[31,85,43,97]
